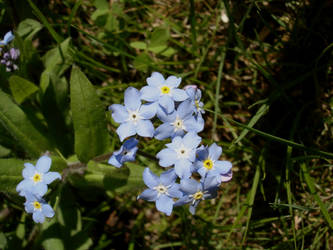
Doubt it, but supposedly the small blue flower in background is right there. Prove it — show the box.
[184,85,205,117]
[16,155,61,197]
[194,143,232,179]
[108,137,139,168]
[0,31,14,46]
[140,72,188,115]
[156,132,201,179]
[109,87,155,141]
[154,100,203,140]
[174,177,218,215]
[1,48,20,72]
[137,168,183,216]
[24,192,55,223]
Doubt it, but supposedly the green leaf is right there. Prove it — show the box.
[0,144,11,157]
[161,47,177,57]
[133,53,152,72]
[9,75,39,104]
[130,41,147,50]
[0,158,25,194]
[70,66,110,163]
[16,18,43,39]
[148,45,167,54]
[149,28,170,48]
[0,90,52,157]
[0,233,7,249]
[43,38,73,76]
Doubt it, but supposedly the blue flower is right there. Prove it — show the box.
[137,168,182,216]
[16,155,61,197]
[156,132,201,179]
[184,85,205,117]
[140,72,188,115]
[109,87,155,141]
[24,192,55,223]
[154,100,203,140]
[194,143,232,179]
[0,31,14,46]
[1,48,20,72]
[174,177,218,215]
[108,137,139,168]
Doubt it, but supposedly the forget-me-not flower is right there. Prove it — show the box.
[154,100,203,140]
[0,31,14,46]
[1,48,20,72]
[24,192,55,223]
[156,132,201,179]
[140,72,188,115]
[109,87,155,141]
[174,177,218,215]
[16,155,61,197]
[137,168,183,216]
[108,137,138,168]
[194,143,232,179]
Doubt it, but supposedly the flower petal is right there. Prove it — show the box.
[43,172,61,185]
[154,123,174,140]
[147,72,164,87]
[116,122,136,141]
[33,183,48,197]
[182,132,201,149]
[177,100,194,119]
[165,75,181,88]
[124,87,141,110]
[140,86,159,102]
[208,143,222,161]
[22,163,35,178]
[142,168,159,189]
[108,154,122,168]
[139,103,156,119]
[33,210,45,223]
[109,104,128,123]
[156,195,174,216]
[168,183,183,198]
[180,178,201,194]
[160,168,177,185]
[184,116,204,133]
[214,160,232,174]
[157,148,176,167]
[36,156,52,173]
[138,188,158,201]
[159,95,174,114]
[171,88,188,102]
[42,204,55,218]
[175,159,192,179]
[136,120,154,138]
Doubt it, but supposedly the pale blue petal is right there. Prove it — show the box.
[109,104,128,123]
[171,89,188,102]
[196,146,208,161]
[33,183,48,197]
[140,86,159,102]
[208,143,222,161]
[136,120,154,138]
[156,195,174,216]
[177,100,194,119]
[139,103,156,119]
[116,122,136,141]
[147,72,164,87]
[108,154,122,168]
[183,132,201,149]
[189,204,197,215]
[166,136,182,150]
[16,180,32,196]
[33,210,45,223]
[180,179,201,194]
[220,170,233,183]
[24,200,34,213]
[43,172,61,185]
[157,110,175,123]
[185,87,196,99]
[22,164,35,178]
[184,117,203,133]
[3,31,14,43]
[154,123,174,140]
[159,95,174,114]
[214,160,232,174]
[197,167,207,178]
[160,169,177,185]
[165,75,181,88]
[168,183,183,198]
[36,156,52,173]
[175,159,192,179]
[174,196,192,206]
[142,168,159,188]
[138,189,158,201]
[157,148,176,167]
[124,87,141,110]
[42,204,55,218]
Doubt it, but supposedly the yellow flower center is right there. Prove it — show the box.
[193,191,204,200]
[195,100,200,109]
[33,201,41,210]
[203,159,213,170]
[33,173,42,183]
[161,86,170,94]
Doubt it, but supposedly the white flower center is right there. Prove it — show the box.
[154,184,169,197]
[176,145,189,159]
[128,110,141,124]
[172,117,185,131]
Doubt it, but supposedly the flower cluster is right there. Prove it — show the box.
[16,155,61,223]
[0,31,20,72]
[109,72,232,215]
